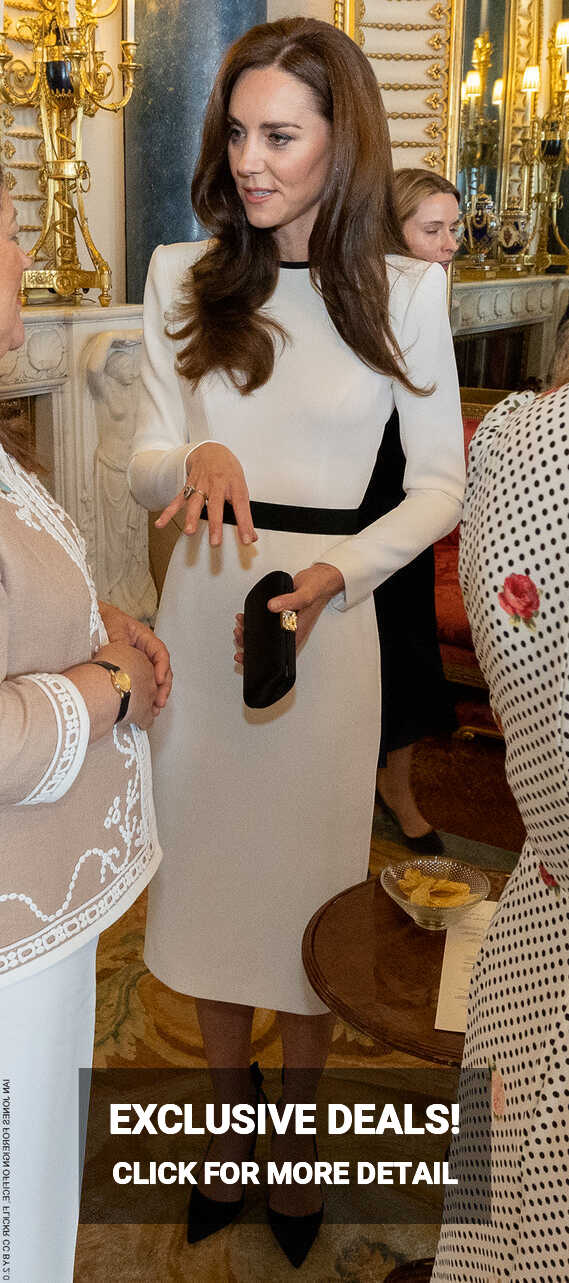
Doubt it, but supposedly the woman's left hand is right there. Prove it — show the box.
[233,563,345,661]
[98,601,173,713]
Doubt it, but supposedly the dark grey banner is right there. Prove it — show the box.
[79,1067,491,1226]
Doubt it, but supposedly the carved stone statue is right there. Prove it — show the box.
[86,331,157,624]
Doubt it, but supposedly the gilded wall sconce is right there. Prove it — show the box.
[0,0,141,306]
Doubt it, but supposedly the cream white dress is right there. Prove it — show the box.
[129,244,464,1015]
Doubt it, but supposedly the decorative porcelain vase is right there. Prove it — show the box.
[498,206,531,259]
[465,192,500,265]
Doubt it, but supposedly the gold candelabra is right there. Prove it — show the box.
[0,0,141,306]
[521,21,569,275]
[458,33,500,207]
[454,32,509,280]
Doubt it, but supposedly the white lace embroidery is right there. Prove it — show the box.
[6,725,141,908]
[0,844,158,974]
[0,727,161,975]
[0,450,103,648]
[1,485,42,532]
[16,674,90,805]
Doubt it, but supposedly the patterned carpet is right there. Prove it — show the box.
[74,730,521,1282]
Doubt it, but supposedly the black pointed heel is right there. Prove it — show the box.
[267,1199,324,1269]
[375,789,445,855]
[187,1060,265,1246]
[187,1181,246,1245]
[268,1082,324,1270]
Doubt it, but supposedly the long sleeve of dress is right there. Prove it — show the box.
[0,580,90,807]
[128,244,208,511]
[325,262,465,610]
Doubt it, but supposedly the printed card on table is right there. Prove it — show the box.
[435,899,497,1034]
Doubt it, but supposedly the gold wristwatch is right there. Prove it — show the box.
[92,660,132,723]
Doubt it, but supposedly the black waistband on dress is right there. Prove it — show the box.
[219,499,363,536]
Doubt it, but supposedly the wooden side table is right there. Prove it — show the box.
[302,870,508,1065]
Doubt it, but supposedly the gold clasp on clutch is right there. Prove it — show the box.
[280,609,298,632]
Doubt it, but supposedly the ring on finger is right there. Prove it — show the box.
[183,481,208,503]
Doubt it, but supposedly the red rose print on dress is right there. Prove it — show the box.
[539,861,561,899]
[498,574,540,629]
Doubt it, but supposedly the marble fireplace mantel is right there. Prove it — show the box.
[1,278,567,621]
[0,301,157,622]
[451,274,569,384]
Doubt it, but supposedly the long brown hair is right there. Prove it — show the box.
[169,17,424,396]
[0,164,37,471]
[394,167,460,227]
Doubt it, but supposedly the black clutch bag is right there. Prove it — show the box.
[243,570,297,709]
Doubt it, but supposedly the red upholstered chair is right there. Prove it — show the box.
[434,389,509,740]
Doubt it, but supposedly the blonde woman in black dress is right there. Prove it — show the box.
[368,169,463,850]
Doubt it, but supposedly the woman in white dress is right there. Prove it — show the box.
[129,16,465,1264]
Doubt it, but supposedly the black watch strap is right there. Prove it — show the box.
[92,660,131,724]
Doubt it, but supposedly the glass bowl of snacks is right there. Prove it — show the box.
[380,857,491,931]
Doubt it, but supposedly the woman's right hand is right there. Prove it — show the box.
[154,442,258,548]
[63,641,160,740]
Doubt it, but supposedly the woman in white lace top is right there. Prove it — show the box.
[0,167,171,1283]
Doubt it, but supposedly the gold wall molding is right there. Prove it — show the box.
[367,51,440,60]
[0,3,43,237]
[335,0,462,178]
[7,127,40,138]
[387,110,438,118]
[333,1,364,44]
[379,81,442,90]
[362,21,442,30]
[393,137,440,146]
[5,157,36,169]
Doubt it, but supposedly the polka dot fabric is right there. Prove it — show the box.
[432,387,569,1283]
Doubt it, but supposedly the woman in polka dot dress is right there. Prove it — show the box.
[432,371,569,1283]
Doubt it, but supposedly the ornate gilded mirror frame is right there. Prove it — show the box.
[335,0,564,279]
[334,0,465,180]
[500,0,542,211]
